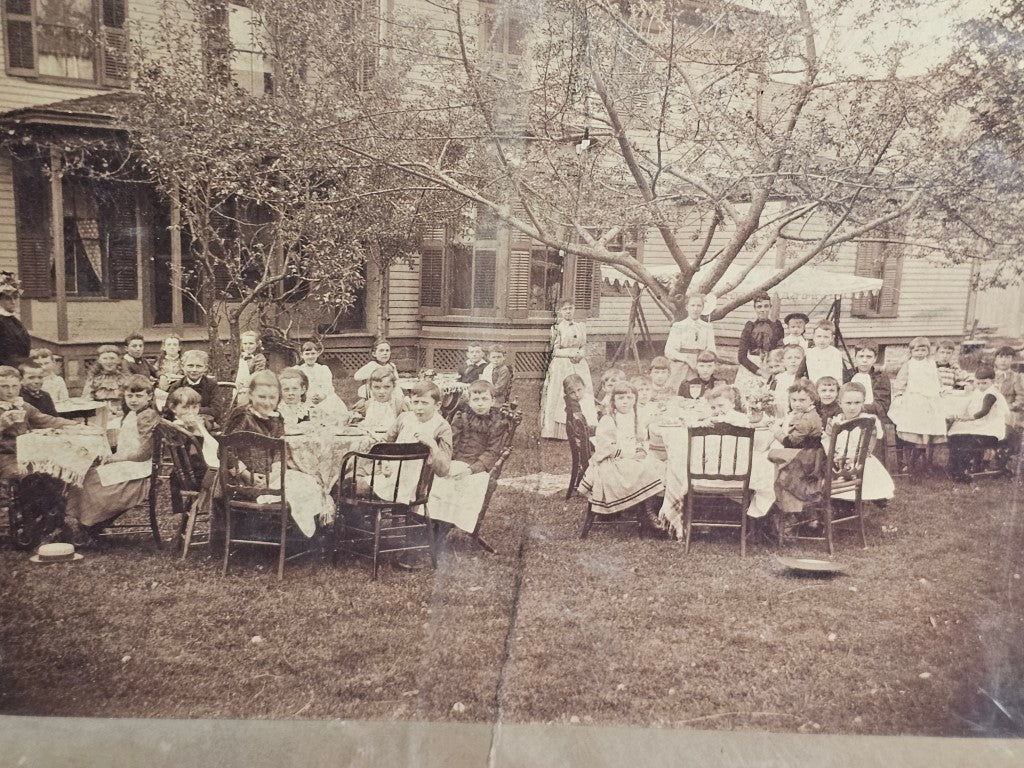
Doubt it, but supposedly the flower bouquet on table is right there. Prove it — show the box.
[742,385,776,421]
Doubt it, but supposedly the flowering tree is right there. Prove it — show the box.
[345,0,1008,320]
[112,0,456,367]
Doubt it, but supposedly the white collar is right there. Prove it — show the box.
[0,307,14,317]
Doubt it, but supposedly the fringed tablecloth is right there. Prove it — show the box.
[17,429,111,486]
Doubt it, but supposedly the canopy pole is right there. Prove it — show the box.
[827,297,854,367]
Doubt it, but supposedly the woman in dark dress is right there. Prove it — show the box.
[735,292,784,391]
[0,274,30,367]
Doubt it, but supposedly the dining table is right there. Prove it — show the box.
[55,397,110,430]
[647,402,778,539]
[283,423,375,493]
[16,426,112,486]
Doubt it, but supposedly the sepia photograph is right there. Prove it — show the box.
[0,0,1022,763]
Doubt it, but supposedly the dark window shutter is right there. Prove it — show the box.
[102,0,126,27]
[11,153,52,299]
[4,0,36,73]
[877,251,903,318]
[100,0,129,86]
[105,184,138,299]
[507,247,531,315]
[472,248,496,308]
[419,244,444,314]
[572,255,597,316]
[851,240,877,317]
[359,0,378,85]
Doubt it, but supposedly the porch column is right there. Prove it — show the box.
[170,186,184,329]
[48,147,68,342]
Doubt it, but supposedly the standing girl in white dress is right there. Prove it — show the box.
[297,342,348,422]
[888,337,947,467]
[354,339,400,400]
[540,301,597,439]
[664,293,716,387]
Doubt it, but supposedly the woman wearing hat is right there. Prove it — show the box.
[0,273,30,367]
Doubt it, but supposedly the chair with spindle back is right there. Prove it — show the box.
[781,416,874,555]
[152,420,209,559]
[684,423,756,557]
[218,431,298,580]
[333,442,437,580]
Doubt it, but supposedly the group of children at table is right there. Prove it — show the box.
[570,291,1022,537]
[9,333,515,551]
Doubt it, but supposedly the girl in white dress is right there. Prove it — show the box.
[824,382,895,502]
[888,337,947,456]
[948,366,1009,482]
[665,293,716,387]
[579,381,665,518]
[540,301,597,439]
[354,339,400,400]
[297,342,348,423]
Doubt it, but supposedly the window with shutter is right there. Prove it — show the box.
[356,0,378,87]
[11,152,52,299]
[103,183,138,299]
[4,0,36,73]
[473,248,496,308]
[100,0,128,87]
[528,246,563,314]
[507,247,532,315]
[419,245,444,313]
[851,234,903,319]
[572,254,598,316]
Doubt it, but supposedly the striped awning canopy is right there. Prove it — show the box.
[601,262,883,300]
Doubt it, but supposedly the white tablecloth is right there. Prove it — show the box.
[650,422,777,538]
[16,429,111,486]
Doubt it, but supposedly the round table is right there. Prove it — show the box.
[16,427,111,486]
[284,426,374,492]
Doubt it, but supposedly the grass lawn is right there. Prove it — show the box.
[1,381,1023,737]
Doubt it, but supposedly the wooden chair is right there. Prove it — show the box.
[780,417,874,555]
[470,400,524,553]
[440,389,463,422]
[577,421,644,540]
[152,420,209,560]
[219,431,298,580]
[684,424,755,557]
[564,403,593,502]
[215,382,239,423]
[93,445,163,546]
[333,442,436,580]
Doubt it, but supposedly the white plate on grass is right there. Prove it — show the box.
[776,555,847,574]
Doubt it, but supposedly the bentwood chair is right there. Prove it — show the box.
[333,442,436,580]
[471,401,523,554]
[684,424,755,557]
[564,404,593,503]
[219,431,299,580]
[152,420,210,560]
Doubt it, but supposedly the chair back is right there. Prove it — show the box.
[215,381,239,417]
[154,420,204,494]
[564,403,593,474]
[218,430,287,503]
[491,401,523,472]
[338,442,434,507]
[824,416,875,498]
[687,423,755,484]
[440,389,463,421]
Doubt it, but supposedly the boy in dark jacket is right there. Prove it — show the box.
[162,349,220,427]
[18,360,57,417]
[429,380,508,537]
[843,344,891,420]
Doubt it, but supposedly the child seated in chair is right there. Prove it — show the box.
[167,385,221,519]
[372,381,453,505]
[222,370,332,538]
[648,357,675,405]
[770,379,826,527]
[815,376,841,422]
[350,366,406,437]
[163,350,219,429]
[277,368,313,429]
[64,375,160,546]
[948,365,1009,483]
[427,380,508,538]
[680,351,721,400]
[579,381,666,534]
[823,382,894,503]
